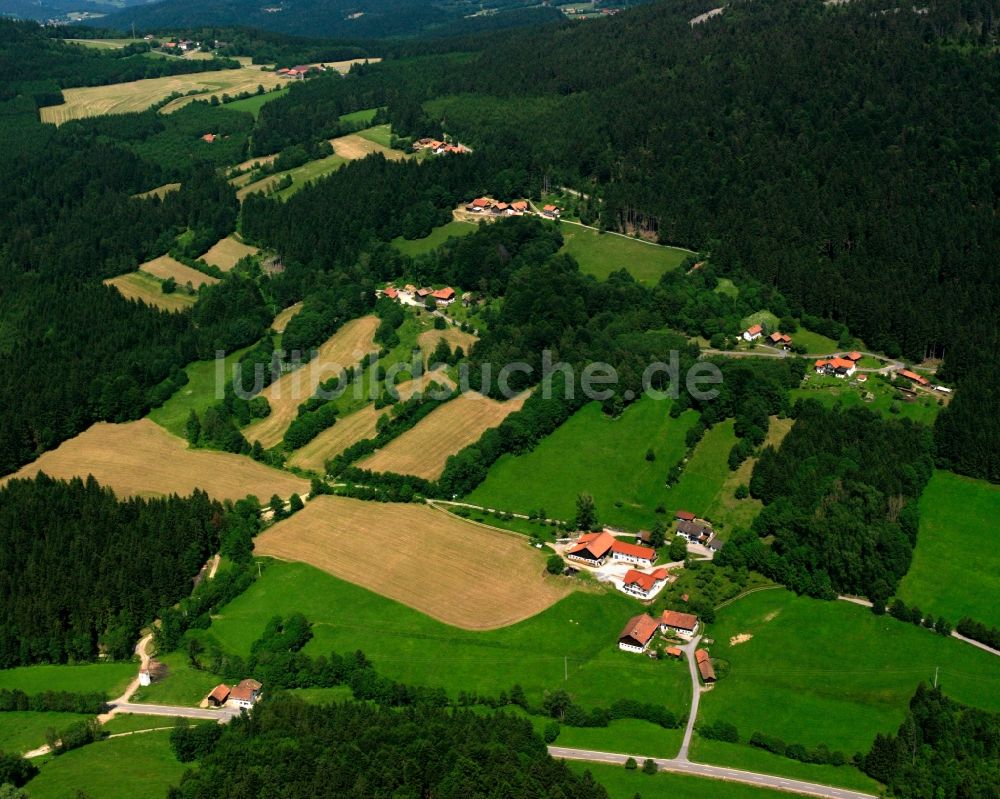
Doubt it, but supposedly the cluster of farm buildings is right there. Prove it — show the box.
[380,284,459,307]
[205,679,263,710]
[414,138,472,155]
[742,324,793,348]
[616,613,716,682]
[465,197,562,218]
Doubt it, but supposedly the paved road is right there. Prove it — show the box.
[548,746,878,799]
[677,635,702,761]
[112,702,240,721]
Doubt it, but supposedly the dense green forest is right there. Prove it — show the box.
[863,684,1000,798]
[0,474,254,667]
[170,697,609,799]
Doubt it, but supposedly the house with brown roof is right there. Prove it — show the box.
[898,369,930,387]
[619,568,669,600]
[768,331,793,349]
[846,351,863,362]
[675,509,696,523]
[611,540,657,568]
[511,200,529,214]
[665,646,683,659]
[207,684,230,707]
[696,649,716,682]
[541,204,561,218]
[743,324,763,342]
[660,609,699,639]
[431,287,455,306]
[467,197,493,213]
[618,614,660,653]
[676,518,714,545]
[566,531,616,565]
[229,678,263,710]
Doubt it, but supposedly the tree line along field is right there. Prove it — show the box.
[253,495,570,629]
[103,271,196,313]
[356,390,530,480]
[241,315,381,449]
[139,254,220,288]
[2,418,308,502]
[161,559,692,735]
[696,589,1000,762]
[468,397,698,528]
[39,65,285,124]
[392,219,477,256]
[896,470,1000,627]
[791,374,942,426]
[198,234,259,271]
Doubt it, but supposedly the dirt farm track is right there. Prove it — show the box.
[255,495,570,629]
[2,419,308,502]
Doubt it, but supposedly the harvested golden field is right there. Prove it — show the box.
[139,255,219,288]
[199,235,259,272]
[357,391,529,480]
[229,154,276,175]
[315,57,381,73]
[235,174,283,200]
[271,302,303,333]
[133,182,180,200]
[287,370,453,472]
[254,495,568,629]
[40,67,283,124]
[104,272,195,312]
[418,328,478,366]
[243,316,380,448]
[2,419,307,502]
[330,133,406,162]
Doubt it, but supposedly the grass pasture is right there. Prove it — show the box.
[790,327,840,354]
[698,588,1000,757]
[897,470,1000,627]
[354,123,393,147]
[181,559,692,715]
[663,419,737,519]
[237,152,347,200]
[242,315,380,448]
[3,418,308,502]
[198,235,259,271]
[0,662,135,696]
[254,495,570,629]
[339,107,380,126]
[356,390,529,480]
[222,86,288,117]
[558,224,690,285]
[556,720,683,759]
[0,711,91,755]
[792,375,941,425]
[139,254,219,289]
[23,729,187,799]
[104,271,195,312]
[40,66,284,124]
[468,398,698,529]
[392,219,477,256]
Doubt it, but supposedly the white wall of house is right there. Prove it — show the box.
[618,640,648,653]
[612,552,654,567]
[660,624,697,640]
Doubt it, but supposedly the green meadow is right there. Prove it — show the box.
[559,224,690,285]
[23,729,187,799]
[791,374,941,425]
[570,762,802,799]
[0,711,90,755]
[468,398,699,530]
[555,719,683,758]
[662,419,737,519]
[223,87,288,118]
[272,152,347,199]
[788,327,839,353]
[897,470,1000,627]
[391,219,477,256]
[155,560,692,721]
[339,107,380,126]
[698,589,1000,757]
[0,662,135,696]
[355,123,393,147]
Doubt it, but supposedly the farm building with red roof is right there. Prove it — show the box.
[610,539,657,567]
[620,568,669,600]
[814,357,856,378]
[743,324,763,341]
[618,614,660,653]
[696,649,716,682]
[660,609,699,639]
[567,531,616,565]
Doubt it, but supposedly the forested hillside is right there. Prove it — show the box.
[0,474,255,667]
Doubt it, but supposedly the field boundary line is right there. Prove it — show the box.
[714,584,782,611]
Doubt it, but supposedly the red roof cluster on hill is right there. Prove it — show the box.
[568,531,616,559]
[847,351,863,361]
[384,286,398,299]
[815,357,855,370]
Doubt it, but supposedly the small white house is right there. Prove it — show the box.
[138,669,152,687]
[610,541,657,568]
[618,614,659,653]
[619,568,669,600]
[743,324,763,342]
[660,610,699,640]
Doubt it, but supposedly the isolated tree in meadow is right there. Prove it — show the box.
[624,757,637,770]
[185,410,201,445]
[288,493,304,513]
[542,689,572,721]
[574,494,597,531]
[434,315,446,330]
[642,758,658,774]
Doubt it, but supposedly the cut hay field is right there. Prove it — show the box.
[242,315,380,448]
[228,153,276,175]
[236,152,347,200]
[356,390,529,480]
[23,729,187,799]
[104,270,195,312]
[417,327,478,364]
[558,224,690,285]
[468,398,698,530]
[330,132,407,161]
[139,254,219,288]
[392,219,477,256]
[198,234,259,271]
[286,369,451,472]
[271,302,303,333]
[65,38,136,49]
[132,182,180,200]
[897,470,1000,627]
[3,418,307,502]
[698,588,1000,758]
[40,66,284,124]
[255,495,570,629]
[182,559,692,716]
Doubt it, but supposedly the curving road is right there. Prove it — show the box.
[547,746,878,799]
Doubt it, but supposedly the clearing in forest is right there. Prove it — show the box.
[356,390,529,480]
[558,224,690,285]
[271,302,303,333]
[287,369,454,472]
[132,182,180,200]
[139,255,219,288]
[40,66,284,124]
[329,132,406,161]
[242,315,381,449]
[417,328,478,365]
[104,271,195,312]
[199,235,259,272]
[3,419,307,502]
[254,495,569,629]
